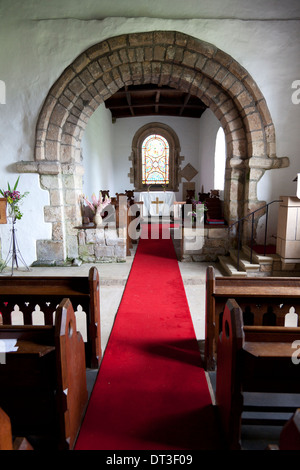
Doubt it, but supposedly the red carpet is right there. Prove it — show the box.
[252,244,276,255]
[75,224,221,450]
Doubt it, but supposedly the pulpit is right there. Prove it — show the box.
[136,191,176,216]
[276,196,300,264]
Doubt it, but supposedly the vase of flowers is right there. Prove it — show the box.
[81,191,111,227]
[190,199,207,225]
[94,213,103,228]
[0,176,29,223]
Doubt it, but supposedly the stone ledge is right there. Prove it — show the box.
[12,160,85,176]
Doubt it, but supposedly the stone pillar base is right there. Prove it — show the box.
[35,240,66,265]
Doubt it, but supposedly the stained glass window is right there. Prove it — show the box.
[142,134,169,185]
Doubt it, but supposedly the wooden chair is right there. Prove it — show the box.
[125,190,135,205]
[205,194,224,224]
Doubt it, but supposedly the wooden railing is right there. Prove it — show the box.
[228,200,282,271]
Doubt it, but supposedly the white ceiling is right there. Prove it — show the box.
[1,0,300,21]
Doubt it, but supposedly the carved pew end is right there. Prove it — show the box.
[0,408,33,450]
[267,408,300,450]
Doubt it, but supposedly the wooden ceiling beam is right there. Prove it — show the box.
[155,90,161,113]
[179,93,191,116]
[105,84,207,119]
[108,102,204,110]
[124,85,135,116]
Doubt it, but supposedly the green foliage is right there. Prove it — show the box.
[0,176,29,220]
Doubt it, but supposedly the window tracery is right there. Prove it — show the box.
[130,122,182,192]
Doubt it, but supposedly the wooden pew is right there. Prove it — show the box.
[0,298,88,450]
[267,408,300,450]
[205,265,300,370]
[215,298,300,450]
[0,266,101,368]
[0,407,33,450]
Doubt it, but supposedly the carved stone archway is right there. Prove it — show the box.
[16,31,288,263]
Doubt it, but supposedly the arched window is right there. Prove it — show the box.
[214,127,226,193]
[142,134,169,185]
[130,123,182,192]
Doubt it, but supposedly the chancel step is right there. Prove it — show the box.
[229,249,260,273]
[218,255,248,277]
[218,245,281,277]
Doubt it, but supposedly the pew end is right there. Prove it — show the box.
[0,407,33,450]
[267,408,300,450]
[0,298,88,450]
[55,298,89,450]
[215,298,244,450]
[0,407,14,450]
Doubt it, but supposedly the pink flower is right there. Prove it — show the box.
[82,192,111,215]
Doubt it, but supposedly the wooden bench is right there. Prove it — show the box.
[267,408,300,450]
[0,407,33,450]
[215,298,300,450]
[205,265,300,370]
[0,298,88,450]
[0,266,101,368]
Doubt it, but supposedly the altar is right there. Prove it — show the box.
[136,191,176,217]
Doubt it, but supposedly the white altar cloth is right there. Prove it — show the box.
[136,191,176,216]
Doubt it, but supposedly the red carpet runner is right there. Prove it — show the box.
[75,224,220,450]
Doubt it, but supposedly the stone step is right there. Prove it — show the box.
[229,249,260,273]
[242,245,277,265]
[218,255,248,277]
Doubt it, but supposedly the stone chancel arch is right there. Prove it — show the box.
[16,31,289,264]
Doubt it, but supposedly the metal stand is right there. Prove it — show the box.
[1,218,30,275]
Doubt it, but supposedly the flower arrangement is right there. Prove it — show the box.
[0,176,29,220]
[192,199,207,216]
[81,191,111,215]
[192,198,207,210]
[188,199,207,223]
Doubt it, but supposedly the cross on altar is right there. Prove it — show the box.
[151,196,164,214]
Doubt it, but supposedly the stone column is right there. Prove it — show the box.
[15,160,84,265]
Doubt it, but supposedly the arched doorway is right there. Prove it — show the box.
[16,31,289,263]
